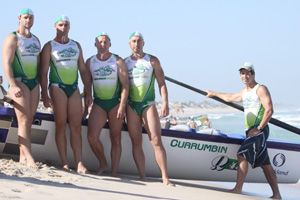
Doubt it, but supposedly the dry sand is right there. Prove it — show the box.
[0,156,299,200]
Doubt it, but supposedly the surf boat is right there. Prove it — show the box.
[0,106,299,183]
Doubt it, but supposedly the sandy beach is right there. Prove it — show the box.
[0,155,299,200]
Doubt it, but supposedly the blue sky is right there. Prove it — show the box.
[1,0,299,108]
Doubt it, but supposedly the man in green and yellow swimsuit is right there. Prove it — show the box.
[125,32,174,186]
[40,15,92,174]
[2,8,40,169]
[84,32,129,176]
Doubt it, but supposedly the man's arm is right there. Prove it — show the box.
[2,33,23,98]
[205,89,244,103]
[248,85,273,137]
[76,42,92,106]
[116,56,129,119]
[39,42,52,107]
[151,56,169,117]
[82,58,92,119]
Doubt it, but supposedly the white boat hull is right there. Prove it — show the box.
[0,107,299,183]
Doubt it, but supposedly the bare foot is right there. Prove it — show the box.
[270,194,282,199]
[62,164,70,171]
[19,157,27,165]
[26,159,38,169]
[110,172,118,177]
[163,178,175,187]
[228,188,242,194]
[77,162,89,174]
[96,165,109,175]
[135,177,147,181]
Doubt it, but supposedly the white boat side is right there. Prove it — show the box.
[0,107,299,183]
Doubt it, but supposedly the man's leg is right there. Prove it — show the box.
[142,105,174,186]
[27,84,40,167]
[10,82,38,168]
[108,104,123,177]
[67,90,88,174]
[229,155,248,193]
[126,105,146,180]
[50,86,69,170]
[261,165,282,199]
[87,104,109,175]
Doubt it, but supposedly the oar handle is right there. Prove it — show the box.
[165,76,300,135]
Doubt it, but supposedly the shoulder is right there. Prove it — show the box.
[149,55,161,67]
[4,32,18,44]
[115,54,123,61]
[257,84,270,95]
[42,41,52,51]
[124,56,131,63]
[86,56,92,63]
[116,55,126,67]
[74,40,82,48]
[32,33,41,43]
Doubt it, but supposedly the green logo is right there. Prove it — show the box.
[25,43,39,53]
[170,139,228,153]
[58,47,78,57]
[211,155,238,171]
[128,64,148,76]
[243,97,256,107]
[94,65,115,76]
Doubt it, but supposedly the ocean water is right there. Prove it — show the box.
[208,109,300,144]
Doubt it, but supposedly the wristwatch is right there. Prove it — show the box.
[257,126,261,131]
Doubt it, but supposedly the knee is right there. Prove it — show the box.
[55,120,67,130]
[18,119,32,129]
[111,135,121,146]
[87,133,99,145]
[131,138,143,148]
[150,136,162,147]
[69,124,82,133]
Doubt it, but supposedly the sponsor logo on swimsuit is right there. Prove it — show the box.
[273,153,286,167]
[211,155,238,171]
[243,97,256,108]
[58,47,78,57]
[25,43,40,53]
[94,65,115,76]
[128,64,148,76]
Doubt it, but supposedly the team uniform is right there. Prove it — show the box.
[89,54,121,112]
[237,84,271,168]
[11,31,40,90]
[49,39,79,97]
[124,54,155,116]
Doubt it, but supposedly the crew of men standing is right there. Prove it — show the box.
[2,8,282,197]
[2,8,173,186]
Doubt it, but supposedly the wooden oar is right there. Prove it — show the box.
[165,76,300,135]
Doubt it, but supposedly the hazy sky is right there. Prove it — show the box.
[1,0,299,108]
